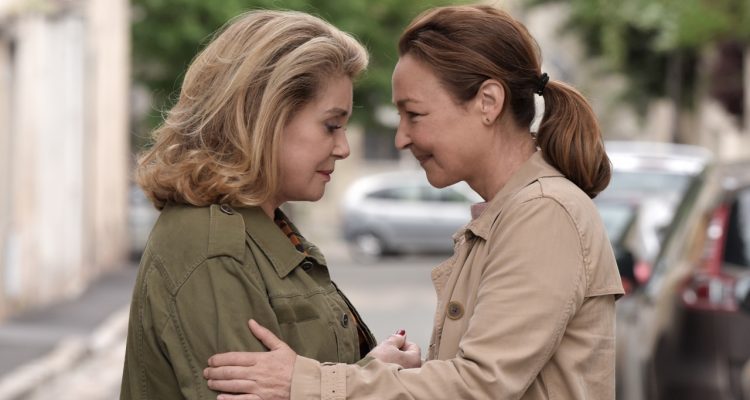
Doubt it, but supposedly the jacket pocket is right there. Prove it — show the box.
[271,297,320,324]
[271,297,340,362]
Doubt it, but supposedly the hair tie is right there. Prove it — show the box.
[535,73,549,96]
[530,73,549,135]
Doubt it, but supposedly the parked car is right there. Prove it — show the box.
[616,157,750,400]
[595,197,640,292]
[597,141,714,294]
[340,170,482,260]
[741,285,750,399]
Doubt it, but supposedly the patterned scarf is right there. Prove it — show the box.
[274,210,308,255]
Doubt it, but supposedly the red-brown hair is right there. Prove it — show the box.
[398,5,610,198]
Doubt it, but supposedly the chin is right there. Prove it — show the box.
[288,188,326,203]
[424,170,456,189]
[306,189,326,202]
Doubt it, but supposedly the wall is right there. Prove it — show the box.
[0,0,129,319]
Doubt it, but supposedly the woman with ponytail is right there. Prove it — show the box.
[204,5,624,400]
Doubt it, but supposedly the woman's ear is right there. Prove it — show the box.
[477,79,505,125]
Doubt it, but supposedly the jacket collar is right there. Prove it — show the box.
[464,151,564,240]
[235,207,326,278]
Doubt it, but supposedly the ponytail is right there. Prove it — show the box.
[536,81,611,198]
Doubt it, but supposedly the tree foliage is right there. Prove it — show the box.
[131,0,465,138]
[527,0,750,112]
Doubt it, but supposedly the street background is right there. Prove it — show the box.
[2,0,750,399]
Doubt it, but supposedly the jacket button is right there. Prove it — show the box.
[340,313,349,328]
[301,261,314,271]
[219,204,234,215]
[447,301,464,320]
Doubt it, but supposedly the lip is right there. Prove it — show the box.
[317,170,333,181]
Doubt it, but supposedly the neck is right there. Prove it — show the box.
[468,127,537,201]
[260,201,279,219]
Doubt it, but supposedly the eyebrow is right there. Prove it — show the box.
[394,98,419,108]
[325,107,350,117]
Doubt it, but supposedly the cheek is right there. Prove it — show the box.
[409,125,431,148]
[278,156,310,189]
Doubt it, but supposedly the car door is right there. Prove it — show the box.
[720,187,750,392]
[358,184,426,251]
[418,185,474,251]
[615,168,713,400]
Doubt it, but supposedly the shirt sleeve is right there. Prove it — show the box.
[158,255,277,399]
[290,197,588,399]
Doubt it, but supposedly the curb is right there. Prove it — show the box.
[0,306,130,400]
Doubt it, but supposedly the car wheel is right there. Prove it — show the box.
[349,232,385,262]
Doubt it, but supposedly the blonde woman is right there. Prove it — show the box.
[120,10,377,399]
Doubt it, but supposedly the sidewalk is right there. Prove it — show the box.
[0,265,137,400]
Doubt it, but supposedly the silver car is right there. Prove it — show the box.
[599,141,718,399]
[340,170,482,260]
[598,141,713,289]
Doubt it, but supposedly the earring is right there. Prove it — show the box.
[484,117,491,124]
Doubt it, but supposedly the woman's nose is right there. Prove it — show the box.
[333,132,350,159]
[394,124,412,150]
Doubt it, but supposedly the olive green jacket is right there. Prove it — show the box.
[120,204,375,400]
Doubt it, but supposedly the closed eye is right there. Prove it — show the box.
[400,111,424,121]
[326,123,343,133]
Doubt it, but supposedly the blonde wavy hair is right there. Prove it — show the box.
[136,10,368,210]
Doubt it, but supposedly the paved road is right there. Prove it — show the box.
[4,253,445,400]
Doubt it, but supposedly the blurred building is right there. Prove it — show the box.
[0,0,130,320]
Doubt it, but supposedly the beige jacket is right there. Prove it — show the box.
[292,152,624,399]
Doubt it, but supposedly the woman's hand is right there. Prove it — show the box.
[204,320,296,400]
[367,330,422,369]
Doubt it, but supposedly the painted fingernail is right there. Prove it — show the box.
[395,329,406,336]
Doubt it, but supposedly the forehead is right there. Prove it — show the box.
[308,75,354,113]
[391,55,448,105]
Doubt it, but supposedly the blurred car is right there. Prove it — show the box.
[595,198,639,292]
[597,141,714,294]
[616,156,750,400]
[595,141,714,399]
[741,282,750,399]
[341,170,482,260]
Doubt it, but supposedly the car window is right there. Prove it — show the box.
[740,190,750,265]
[367,186,421,201]
[724,188,750,268]
[367,184,471,204]
[419,186,443,202]
[648,170,709,286]
[436,187,470,203]
[596,202,636,244]
[606,171,691,200]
